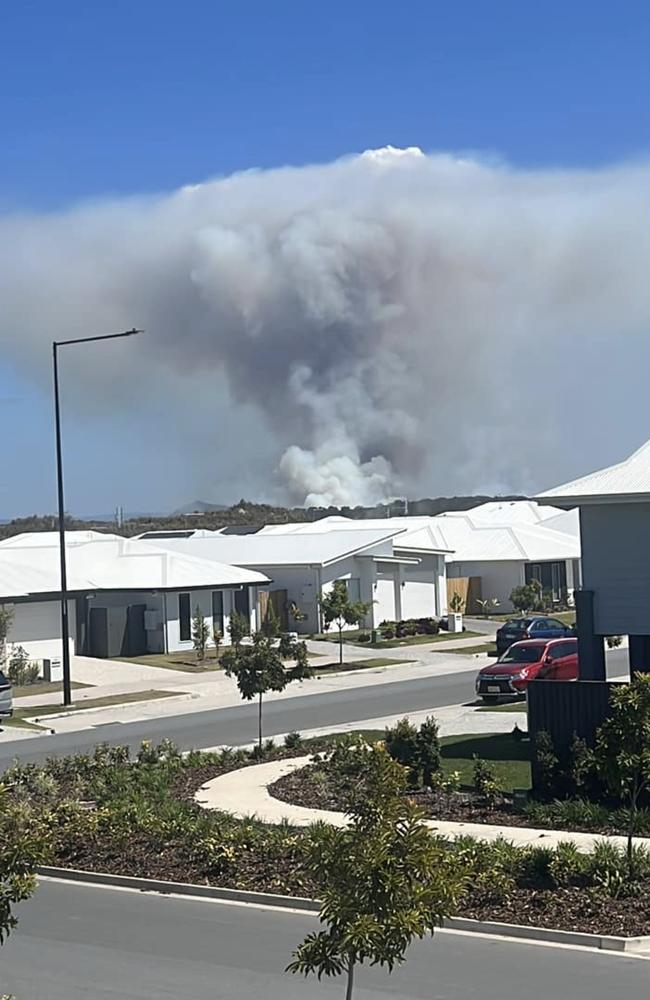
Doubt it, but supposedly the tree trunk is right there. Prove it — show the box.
[628,778,639,875]
[258,691,263,749]
[345,956,355,1000]
[338,625,343,665]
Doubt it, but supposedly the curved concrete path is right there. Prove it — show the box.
[196,756,650,854]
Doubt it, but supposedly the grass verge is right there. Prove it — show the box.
[441,732,531,791]
[315,657,414,674]
[447,643,497,656]
[477,701,528,713]
[16,689,179,723]
[12,680,92,699]
[119,653,222,672]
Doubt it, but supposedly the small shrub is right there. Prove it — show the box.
[568,733,597,798]
[417,716,441,787]
[534,730,560,799]
[7,646,39,686]
[548,841,586,887]
[356,632,371,643]
[472,756,500,806]
[384,717,419,772]
[380,625,395,639]
[284,731,303,749]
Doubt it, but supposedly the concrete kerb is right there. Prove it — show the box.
[35,865,650,955]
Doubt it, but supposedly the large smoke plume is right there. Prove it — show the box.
[2,145,650,506]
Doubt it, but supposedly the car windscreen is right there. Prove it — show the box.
[500,645,544,664]
[0,671,8,686]
[503,620,527,630]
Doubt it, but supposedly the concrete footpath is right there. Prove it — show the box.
[196,741,650,856]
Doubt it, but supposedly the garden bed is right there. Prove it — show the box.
[7,736,650,939]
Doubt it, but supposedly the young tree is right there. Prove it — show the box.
[191,605,210,663]
[287,744,463,999]
[0,783,45,946]
[509,580,543,615]
[596,673,650,872]
[0,606,14,670]
[222,632,312,748]
[228,610,250,650]
[212,624,223,662]
[320,581,372,665]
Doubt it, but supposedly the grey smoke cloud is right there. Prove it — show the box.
[2,145,650,506]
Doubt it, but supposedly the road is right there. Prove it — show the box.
[0,646,631,768]
[0,667,479,767]
[2,879,649,999]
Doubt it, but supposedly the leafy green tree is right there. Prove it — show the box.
[448,592,465,614]
[228,610,250,649]
[510,580,543,615]
[320,581,372,665]
[222,632,312,748]
[261,598,281,638]
[191,606,210,663]
[0,783,46,946]
[0,606,14,671]
[212,624,223,662]
[287,744,463,999]
[596,673,650,871]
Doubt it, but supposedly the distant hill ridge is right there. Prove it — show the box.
[0,495,526,541]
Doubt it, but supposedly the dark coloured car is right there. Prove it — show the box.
[476,637,579,703]
[0,670,12,722]
[495,616,573,656]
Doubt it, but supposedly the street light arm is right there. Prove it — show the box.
[54,328,144,348]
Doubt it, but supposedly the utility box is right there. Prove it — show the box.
[43,657,63,682]
[447,613,463,633]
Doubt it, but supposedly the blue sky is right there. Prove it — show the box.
[2,1,650,516]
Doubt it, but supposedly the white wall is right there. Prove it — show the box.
[447,559,525,612]
[165,587,256,652]
[4,599,75,661]
[581,502,650,635]
[398,553,441,619]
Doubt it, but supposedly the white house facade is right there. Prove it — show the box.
[0,532,267,662]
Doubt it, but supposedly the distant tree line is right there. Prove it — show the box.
[0,494,526,540]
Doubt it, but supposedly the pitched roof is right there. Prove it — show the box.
[0,534,267,600]
[433,516,580,563]
[537,439,650,506]
[257,516,450,553]
[143,527,406,568]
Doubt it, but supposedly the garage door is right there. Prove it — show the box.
[401,581,435,620]
[374,576,396,624]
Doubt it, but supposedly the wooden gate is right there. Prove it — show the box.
[258,589,289,631]
[446,577,482,615]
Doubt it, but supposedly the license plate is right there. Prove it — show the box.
[487,685,501,693]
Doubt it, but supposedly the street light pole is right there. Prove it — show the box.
[53,328,143,706]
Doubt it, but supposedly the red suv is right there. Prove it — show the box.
[475,637,578,703]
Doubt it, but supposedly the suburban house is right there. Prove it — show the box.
[141,525,449,633]
[433,500,582,612]
[0,531,268,661]
[538,437,650,680]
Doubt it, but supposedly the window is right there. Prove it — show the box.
[212,592,224,633]
[178,593,191,642]
[344,578,361,603]
[501,645,545,664]
[234,587,250,620]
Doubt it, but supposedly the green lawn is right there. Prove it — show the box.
[12,680,91,699]
[448,643,497,656]
[7,689,178,726]
[119,652,223,672]
[474,611,576,626]
[315,657,414,675]
[441,732,531,791]
[315,630,483,649]
[477,700,528,713]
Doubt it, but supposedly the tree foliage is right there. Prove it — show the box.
[320,581,372,665]
[0,606,13,670]
[222,632,312,747]
[227,610,250,649]
[191,606,210,663]
[510,580,543,615]
[0,784,46,945]
[596,673,650,870]
[287,743,463,998]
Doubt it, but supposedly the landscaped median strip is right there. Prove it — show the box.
[34,865,650,955]
[195,755,650,854]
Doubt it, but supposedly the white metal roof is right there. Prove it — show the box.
[145,527,406,568]
[0,530,122,547]
[257,516,450,553]
[433,516,580,564]
[538,438,650,506]
[446,500,566,527]
[0,534,268,600]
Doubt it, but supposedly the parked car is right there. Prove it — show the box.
[0,670,13,723]
[475,637,578,703]
[495,616,573,656]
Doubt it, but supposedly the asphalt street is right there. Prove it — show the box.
[0,667,479,767]
[2,879,649,1000]
[0,647,631,768]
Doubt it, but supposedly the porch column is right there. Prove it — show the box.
[575,589,606,681]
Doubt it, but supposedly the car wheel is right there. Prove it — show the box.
[481,695,499,705]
